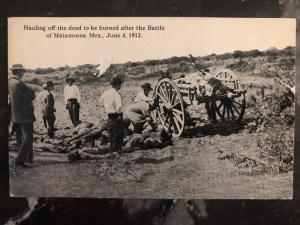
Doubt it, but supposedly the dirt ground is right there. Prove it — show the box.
[9,80,293,199]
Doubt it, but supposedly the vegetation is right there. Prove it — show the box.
[27,46,295,85]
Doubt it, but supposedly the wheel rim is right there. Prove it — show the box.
[214,93,246,122]
[155,78,185,137]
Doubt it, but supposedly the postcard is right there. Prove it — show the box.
[8,17,295,198]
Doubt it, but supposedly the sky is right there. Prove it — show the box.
[8,17,296,69]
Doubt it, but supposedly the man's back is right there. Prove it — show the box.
[99,88,122,114]
[8,76,35,123]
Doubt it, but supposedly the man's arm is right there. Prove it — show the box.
[116,93,122,113]
[98,93,104,105]
[76,86,81,104]
[63,86,68,104]
[15,81,35,101]
[47,94,55,112]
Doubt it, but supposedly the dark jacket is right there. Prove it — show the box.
[8,76,35,123]
[44,91,55,116]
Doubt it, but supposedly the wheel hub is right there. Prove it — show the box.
[165,102,172,110]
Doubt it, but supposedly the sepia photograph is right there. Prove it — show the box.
[8,17,295,199]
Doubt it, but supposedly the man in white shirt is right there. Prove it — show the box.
[127,83,158,133]
[36,84,48,104]
[36,84,48,129]
[64,74,81,127]
[134,82,153,104]
[99,76,124,152]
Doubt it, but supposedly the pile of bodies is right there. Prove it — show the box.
[66,121,173,162]
[34,119,173,162]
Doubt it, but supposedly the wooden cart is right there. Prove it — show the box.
[154,69,247,137]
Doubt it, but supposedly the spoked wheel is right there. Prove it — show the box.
[213,92,246,123]
[155,78,185,137]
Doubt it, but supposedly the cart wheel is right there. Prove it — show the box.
[214,92,246,122]
[155,78,185,137]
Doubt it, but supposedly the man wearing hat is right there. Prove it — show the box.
[134,82,154,104]
[126,83,158,133]
[43,81,56,137]
[63,74,81,127]
[36,83,49,129]
[8,64,35,168]
[98,76,124,152]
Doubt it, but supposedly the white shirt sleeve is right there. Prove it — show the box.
[63,86,68,104]
[115,92,122,113]
[98,92,104,105]
[75,86,81,104]
[135,91,153,103]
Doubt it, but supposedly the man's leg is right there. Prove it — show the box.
[15,122,33,164]
[112,118,124,151]
[70,101,80,126]
[42,113,48,129]
[68,101,76,126]
[74,102,80,126]
[14,123,21,147]
[47,114,55,137]
[108,116,124,152]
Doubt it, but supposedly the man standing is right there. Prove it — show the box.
[8,64,35,168]
[37,83,49,129]
[43,81,56,137]
[99,76,124,152]
[64,74,81,127]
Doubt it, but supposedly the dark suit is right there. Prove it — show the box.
[8,75,35,164]
[43,91,56,137]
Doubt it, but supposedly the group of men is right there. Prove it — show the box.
[35,74,81,137]
[8,64,161,168]
[98,76,160,152]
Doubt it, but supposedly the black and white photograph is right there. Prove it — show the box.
[8,17,295,199]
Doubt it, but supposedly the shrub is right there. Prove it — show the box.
[246,49,263,58]
[278,57,295,69]
[256,132,293,172]
[281,46,295,56]
[28,77,41,85]
[217,52,232,60]
[232,50,245,58]
[265,47,280,57]
[227,59,254,72]
[35,67,55,74]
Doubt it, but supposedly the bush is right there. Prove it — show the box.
[202,53,217,61]
[245,49,263,58]
[278,57,295,69]
[217,52,232,60]
[232,50,245,58]
[35,67,55,74]
[256,132,293,172]
[227,59,254,72]
[281,46,295,56]
[265,47,280,57]
[28,77,41,85]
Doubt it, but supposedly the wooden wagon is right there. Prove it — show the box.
[154,69,247,137]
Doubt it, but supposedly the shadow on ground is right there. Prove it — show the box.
[184,121,246,138]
